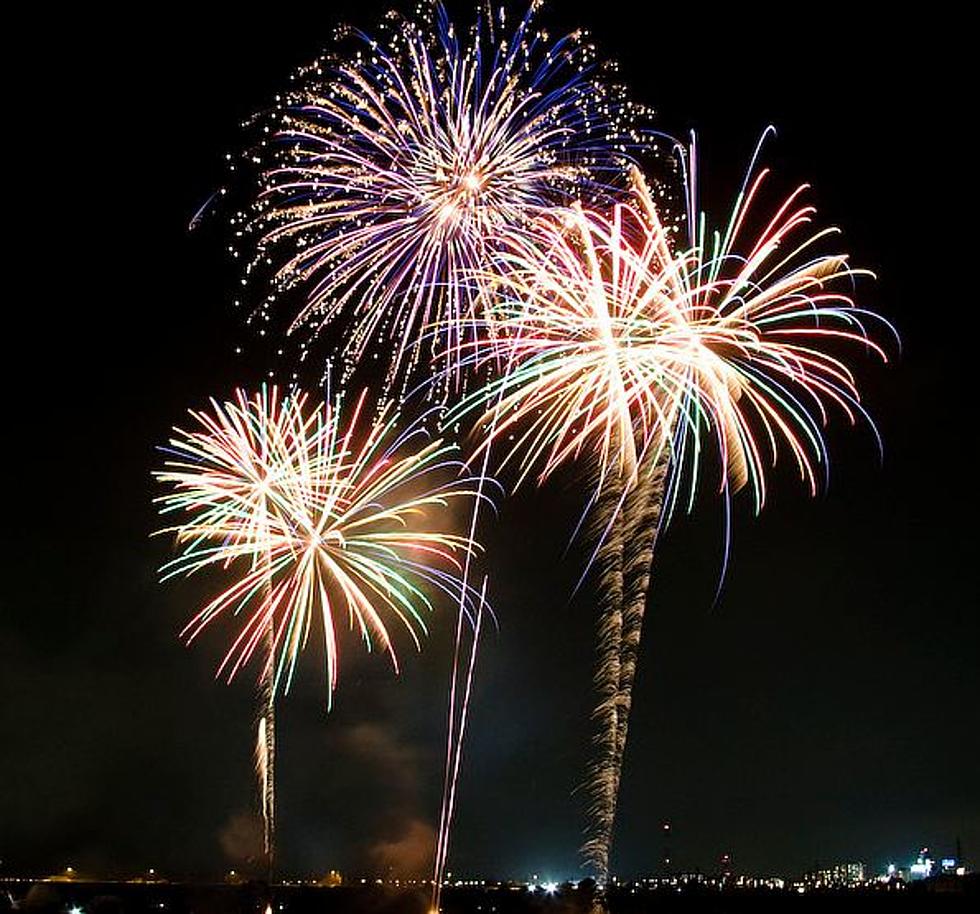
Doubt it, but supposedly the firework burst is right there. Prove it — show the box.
[155,386,485,705]
[450,140,891,519]
[240,1,653,390]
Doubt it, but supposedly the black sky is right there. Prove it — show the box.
[2,0,977,883]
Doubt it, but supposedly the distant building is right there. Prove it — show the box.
[806,862,865,887]
[879,862,907,882]
[910,849,934,880]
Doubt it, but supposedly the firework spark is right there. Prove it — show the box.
[240,1,653,390]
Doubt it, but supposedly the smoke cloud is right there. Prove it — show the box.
[218,810,263,865]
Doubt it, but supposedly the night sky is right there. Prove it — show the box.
[3,0,976,884]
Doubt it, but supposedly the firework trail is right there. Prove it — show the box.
[255,711,274,866]
[587,471,624,883]
[432,576,488,913]
[258,591,277,876]
[583,446,669,881]
[156,385,301,873]
[155,386,487,872]
[447,134,890,878]
[240,1,652,393]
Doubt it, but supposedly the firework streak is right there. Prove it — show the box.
[447,134,891,878]
[433,575,488,912]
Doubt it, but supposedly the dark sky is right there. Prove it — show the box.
[3,0,976,884]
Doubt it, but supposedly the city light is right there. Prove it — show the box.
[910,850,934,880]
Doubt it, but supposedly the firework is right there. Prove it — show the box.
[441,191,689,881]
[156,386,484,702]
[425,143,672,899]
[241,1,652,390]
[446,134,890,878]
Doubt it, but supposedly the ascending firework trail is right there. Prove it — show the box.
[257,611,276,877]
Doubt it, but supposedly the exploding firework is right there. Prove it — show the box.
[445,186,687,493]
[156,385,484,701]
[239,1,653,391]
[446,133,890,878]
